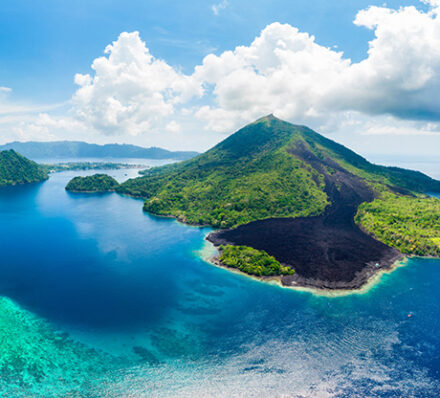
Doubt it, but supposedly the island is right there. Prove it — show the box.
[0,149,48,187]
[0,141,198,161]
[65,174,120,193]
[42,162,148,174]
[76,115,440,291]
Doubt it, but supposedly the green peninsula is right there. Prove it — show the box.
[65,174,120,193]
[219,245,294,277]
[0,149,48,187]
[356,193,440,257]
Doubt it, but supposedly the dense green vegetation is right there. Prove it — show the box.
[0,150,48,186]
[42,162,146,173]
[118,117,330,227]
[0,141,198,160]
[65,174,120,192]
[355,193,440,256]
[118,115,440,229]
[219,245,294,276]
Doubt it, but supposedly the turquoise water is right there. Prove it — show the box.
[1,169,440,397]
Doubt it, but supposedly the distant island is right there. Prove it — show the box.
[0,149,48,187]
[42,162,147,173]
[65,174,120,193]
[0,141,198,161]
[67,116,440,291]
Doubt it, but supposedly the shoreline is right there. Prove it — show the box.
[0,177,49,188]
[199,236,410,297]
[121,195,410,296]
[65,189,116,194]
[115,194,216,227]
[115,191,430,297]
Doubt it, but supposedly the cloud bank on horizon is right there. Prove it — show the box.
[2,0,440,153]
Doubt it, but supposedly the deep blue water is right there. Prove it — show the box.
[1,168,440,397]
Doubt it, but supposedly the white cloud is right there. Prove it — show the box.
[0,86,11,93]
[24,113,87,137]
[7,113,88,143]
[193,22,350,131]
[0,102,66,116]
[422,0,440,8]
[328,113,440,158]
[361,123,440,136]
[195,1,440,131]
[165,120,181,133]
[212,0,228,16]
[72,31,202,137]
[0,97,71,143]
[338,3,440,119]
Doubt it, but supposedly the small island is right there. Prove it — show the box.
[65,174,120,193]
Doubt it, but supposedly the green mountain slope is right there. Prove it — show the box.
[0,150,48,186]
[119,116,328,227]
[118,115,440,229]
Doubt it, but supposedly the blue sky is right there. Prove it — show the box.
[0,0,425,101]
[0,0,439,157]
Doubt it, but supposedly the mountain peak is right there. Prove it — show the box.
[254,113,281,124]
[120,115,440,228]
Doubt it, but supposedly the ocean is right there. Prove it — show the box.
[0,159,439,397]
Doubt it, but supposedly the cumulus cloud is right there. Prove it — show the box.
[193,22,349,131]
[54,1,440,140]
[72,31,202,136]
[165,120,181,133]
[7,113,89,143]
[340,3,440,119]
[23,113,87,138]
[195,1,440,131]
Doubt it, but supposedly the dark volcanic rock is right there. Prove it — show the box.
[208,144,403,290]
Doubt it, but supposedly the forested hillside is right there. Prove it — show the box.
[118,115,440,229]
[0,150,48,186]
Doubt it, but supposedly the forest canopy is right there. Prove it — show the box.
[65,174,120,193]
